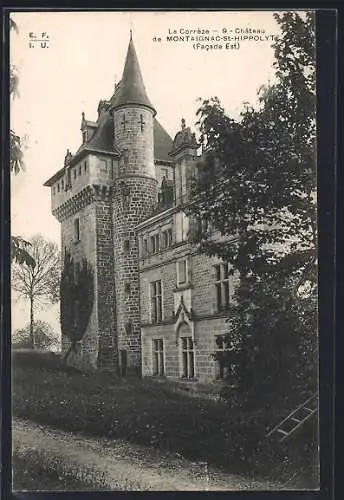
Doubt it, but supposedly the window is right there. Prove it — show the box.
[143,239,148,255]
[125,283,131,296]
[177,259,187,286]
[181,337,195,378]
[78,165,81,176]
[84,160,87,173]
[150,233,160,254]
[74,169,76,180]
[153,339,164,376]
[151,280,162,323]
[74,218,80,242]
[61,179,64,190]
[215,335,228,379]
[124,240,130,252]
[52,186,55,195]
[161,168,168,179]
[125,321,132,336]
[57,183,60,193]
[162,228,173,248]
[214,263,230,312]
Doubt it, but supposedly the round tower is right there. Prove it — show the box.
[110,33,157,376]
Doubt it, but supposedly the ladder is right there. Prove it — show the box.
[266,393,318,443]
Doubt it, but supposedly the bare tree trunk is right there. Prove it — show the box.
[30,295,35,349]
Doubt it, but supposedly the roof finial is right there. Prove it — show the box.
[181,118,186,130]
[129,18,133,40]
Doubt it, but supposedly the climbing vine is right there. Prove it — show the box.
[60,249,94,356]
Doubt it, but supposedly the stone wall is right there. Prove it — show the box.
[95,198,116,370]
[139,234,234,382]
[60,201,99,371]
[113,106,155,178]
[112,176,157,375]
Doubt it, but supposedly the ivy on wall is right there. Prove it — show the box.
[60,249,94,359]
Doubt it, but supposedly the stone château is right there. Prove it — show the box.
[44,33,236,382]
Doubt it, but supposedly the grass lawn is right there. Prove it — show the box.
[12,453,106,491]
[11,350,319,485]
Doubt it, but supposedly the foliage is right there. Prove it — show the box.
[11,235,35,268]
[189,12,317,408]
[60,249,94,346]
[10,17,35,268]
[12,235,60,348]
[12,320,60,351]
[12,357,319,487]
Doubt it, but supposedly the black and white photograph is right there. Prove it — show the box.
[9,9,320,491]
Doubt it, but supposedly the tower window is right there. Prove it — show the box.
[121,114,127,131]
[124,240,130,252]
[61,179,64,190]
[214,263,230,312]
[125,321,132,336]
[84,160,87,173]
[74,218,80,242]
[57,183,60,192]
[139,114,145,132]
[73,169,76,180]
[78,165,81,176]
[125,283,131,296]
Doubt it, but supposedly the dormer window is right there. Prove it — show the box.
[82,130,87,144]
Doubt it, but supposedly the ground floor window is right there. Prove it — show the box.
[153,339,164,375]
[181,337,195,378]
[215,335,228,379]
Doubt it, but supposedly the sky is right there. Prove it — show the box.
[10,10,282,332]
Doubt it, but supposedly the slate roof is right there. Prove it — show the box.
[110,35,155,114]
[153,119,173,163]
[44,35,173,187]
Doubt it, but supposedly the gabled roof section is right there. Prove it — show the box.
[110,34,155,115]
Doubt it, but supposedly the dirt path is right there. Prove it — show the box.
[13,418,279,491]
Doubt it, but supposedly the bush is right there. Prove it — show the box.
[12,321,60,351]
[12,350,62,371]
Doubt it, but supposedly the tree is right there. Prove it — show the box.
[12,235,60,349]
[10,16,35,268]
[60,249,94,361]
[12,320,60,351]
[189,12,317,408]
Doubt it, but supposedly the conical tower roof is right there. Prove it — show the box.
[111,33,156,115]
